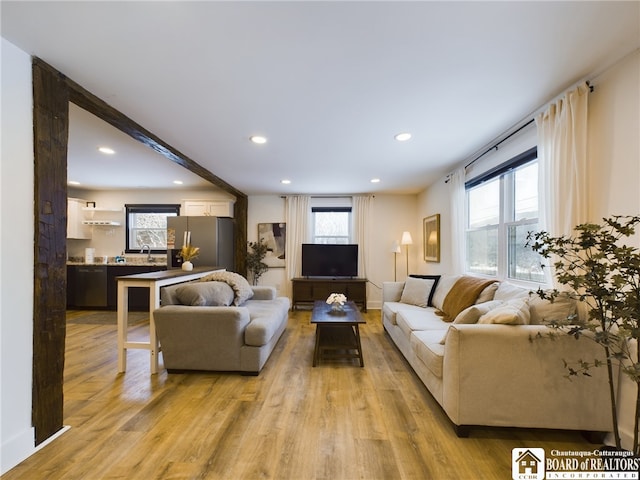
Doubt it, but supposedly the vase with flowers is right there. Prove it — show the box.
[326,293,347,313]
[178,244,200,271]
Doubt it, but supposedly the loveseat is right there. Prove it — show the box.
[382,274,613,437]
[154,271,290,375]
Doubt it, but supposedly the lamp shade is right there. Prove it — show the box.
[401,231,413,245]
[391,241,401,253]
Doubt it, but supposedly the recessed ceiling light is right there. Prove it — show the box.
[68,180,80,185]
[98,146,116,154]
[394,133,412,142]
[250,135,267,144]
[370,178,381,183]
[173,180,183,185]
[281,179,291,184]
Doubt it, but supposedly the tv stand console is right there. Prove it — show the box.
[292,277,367,311]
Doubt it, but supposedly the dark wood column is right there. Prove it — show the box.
[32,60,69,444]
[31,57,248,445]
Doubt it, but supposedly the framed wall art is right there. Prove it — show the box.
[258,222,286,268]
[423,214,440,263]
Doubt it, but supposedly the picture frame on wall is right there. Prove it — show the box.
[258,222,286,268]
[423,214,440,262]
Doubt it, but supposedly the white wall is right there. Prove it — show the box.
[246,194,417,308]
[0,38,36,474]
[588,49,640,218]
[67,187,234,261]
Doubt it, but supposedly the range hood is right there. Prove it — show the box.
[82,220,121,226]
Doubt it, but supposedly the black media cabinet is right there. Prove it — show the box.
[291,277,367,311]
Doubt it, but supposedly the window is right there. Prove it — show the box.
[125,204,180,253]
[465,147,544,283]
[311,207,352,244]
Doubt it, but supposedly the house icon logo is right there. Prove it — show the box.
[512,448,545,480]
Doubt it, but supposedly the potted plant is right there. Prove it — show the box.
[246,239,269,285]
[527,215,640,455]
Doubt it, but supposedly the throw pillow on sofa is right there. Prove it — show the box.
[477,298,530,325]
[439,299,503,345]
[437,276,498,322]
[475,282,499,304]
[175,281,235,306]
[199,271,254,306]
[528,291,577,325]
[453,300,504,324]
[400,276,438,307]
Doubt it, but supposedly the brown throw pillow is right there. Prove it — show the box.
[437,276,497,322]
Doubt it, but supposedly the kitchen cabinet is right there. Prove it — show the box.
[184,200,234,217]
[67,264,166,310]
[67,198,92,239]
[67,265,108,307]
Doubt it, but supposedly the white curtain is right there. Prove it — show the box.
[284,195,310,298]
[536,82,589,286]
[536,82,589,237]
[352,195,373,280]
[449,168,466,274]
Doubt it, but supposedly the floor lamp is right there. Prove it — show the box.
[391,241,401,281]
[401,231,413,277]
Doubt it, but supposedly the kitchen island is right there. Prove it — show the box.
[117,266,224,374]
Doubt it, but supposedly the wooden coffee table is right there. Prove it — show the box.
[311,300,365,367]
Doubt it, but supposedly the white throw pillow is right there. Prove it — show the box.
[529,292,576,325]
[477,299,530,325]
[493,282,529,302]
[431,275,461,311]
[475,282,499,304]
[400,277,436,308]
[453,300,503,324]
[440,299,505,345]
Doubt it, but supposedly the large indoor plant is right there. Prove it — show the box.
[246,239,269,285]
[527,215,640,454]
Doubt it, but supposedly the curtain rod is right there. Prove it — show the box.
[464,118,535,170]
[463,81,594,171]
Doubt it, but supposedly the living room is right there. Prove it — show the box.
[2,1,640,477]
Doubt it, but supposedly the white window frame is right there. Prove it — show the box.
[465,147,543,285]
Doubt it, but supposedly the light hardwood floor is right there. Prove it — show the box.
[3,308,594,479]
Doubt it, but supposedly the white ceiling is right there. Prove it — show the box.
[2,1,639,195]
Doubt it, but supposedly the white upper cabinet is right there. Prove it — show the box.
[183,200,234,217]
[67,198,92,239]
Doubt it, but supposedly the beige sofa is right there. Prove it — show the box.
[382,274,613,437]
[154,274,289,375]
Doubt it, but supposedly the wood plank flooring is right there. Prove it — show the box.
[3,308,595,479]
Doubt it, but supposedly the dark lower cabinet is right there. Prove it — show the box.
[67,264,166,310]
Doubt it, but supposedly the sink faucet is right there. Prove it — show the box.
[140,244,152,262]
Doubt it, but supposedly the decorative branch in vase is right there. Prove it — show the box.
[178,244,199,271]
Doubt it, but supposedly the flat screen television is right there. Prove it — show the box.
[301,244,358,278]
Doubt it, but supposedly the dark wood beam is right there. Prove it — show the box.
[31,57,249,445]
[32,60,68,445]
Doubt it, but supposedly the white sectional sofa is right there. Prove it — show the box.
[382,274,613,437]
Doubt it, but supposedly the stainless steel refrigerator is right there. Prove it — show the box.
[166,216,235,271]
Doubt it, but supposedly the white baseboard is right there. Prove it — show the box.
[0,425,70,475]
